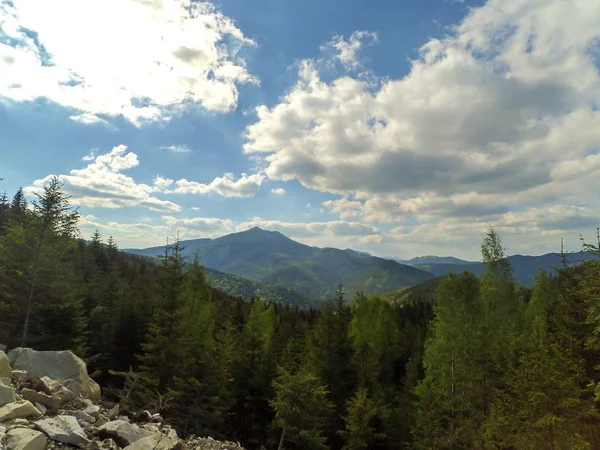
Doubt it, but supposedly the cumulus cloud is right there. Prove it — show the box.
[0,0,257,125]
[170,172,265,198]
[271,188,286,196]
[244,0,600,249]
[28,145,266,212]
[236,217,381,240]
[28,145,182,212]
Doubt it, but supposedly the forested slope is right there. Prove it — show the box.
[2,179,600,449]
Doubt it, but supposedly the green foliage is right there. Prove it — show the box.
[270,365,334,449]
[338,387,381,450]
[3,185,600,450]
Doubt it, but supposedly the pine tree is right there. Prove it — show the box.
[139,235,186,387]
[270,365,333,450]
[338,387,381,450]
[487,270,599,448]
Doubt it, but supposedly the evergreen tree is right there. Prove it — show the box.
[139,235,186,387]
[270,365,333,450]
[338,387,381,450]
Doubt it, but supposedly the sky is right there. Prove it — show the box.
[1,0,599,260]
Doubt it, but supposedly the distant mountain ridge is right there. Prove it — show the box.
[125,227,434,303]
[414,252,598,287]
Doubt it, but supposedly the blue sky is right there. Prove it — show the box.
[1,0,599,259]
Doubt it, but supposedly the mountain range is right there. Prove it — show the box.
[125,227,433,305]
[125,227,597,305]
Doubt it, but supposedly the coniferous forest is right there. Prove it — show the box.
[2,178,600,449]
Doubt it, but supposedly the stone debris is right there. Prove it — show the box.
[8,349,101,402]
[98,420,152,447]
[0,383,16,407]
[34,415,90,448]
[0,347,246,450]
[4,427,48,450]
[0,401,42,423]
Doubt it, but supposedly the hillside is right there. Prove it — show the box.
[125,227,434,302]
[415,251,598,287]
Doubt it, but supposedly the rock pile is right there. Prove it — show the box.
[0,349,244,450]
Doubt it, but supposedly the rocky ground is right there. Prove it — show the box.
[0,348,244,450]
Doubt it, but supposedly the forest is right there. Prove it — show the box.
[1,177,600,449]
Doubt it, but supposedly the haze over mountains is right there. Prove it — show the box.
[126,227,598,305]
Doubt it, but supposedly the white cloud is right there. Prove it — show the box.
[236,217,381,241]
[171,172,265,198]
[271,187,286,196]
[0,0,257,125]
[160,145,192,154]
[244,0,600,253]
[323,31,378,71]
[28,145,182,212]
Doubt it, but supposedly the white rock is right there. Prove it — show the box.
[0,351,10,378]
[8,348,100,402]
[21,389,61,410]
[34,415,89,448]
[0,384,16,407]
[4,427,47,450]
[98,420,152,447]
[123,433,179,450]
[83,405,100,418]
[73,410,96,424]
[0,402,42,423]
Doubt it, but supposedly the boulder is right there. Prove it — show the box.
[73,410,96,424]
[99,420,153,447]
[0,377,10,386]
[35,377,76,404]
[4,427,48,450]
[21,388,61,410]
[0,402,42,423]
[0,384,16,407]
[107,404,119,420]
[8,348,100,401]
[34,415,89,448]
[123,433,179,450]
[0,351,10,378]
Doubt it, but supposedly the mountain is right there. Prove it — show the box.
[125,227,434,303]
[415,251,598,287]
[404,255,474,266]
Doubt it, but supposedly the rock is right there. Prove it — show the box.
[98,420,153,447]
[8,348,100,402]
[0,351,10,378]
[107,405,119,420]
[122,433,179,450]
[0,402,42,422]
[0,377,10,386]
[11,371,27,382]
[89,438,120,450]
[33,403,46,416]
[4,427,48,450]
[0,384,16,407]
[35,377,76,405]
[95,416,109,428]
[73,410,95,424]
[84,405,100,418]
[162,426,178,441]
[34,415,89,448]
[21,388,62,410]
[8,419,31,428]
